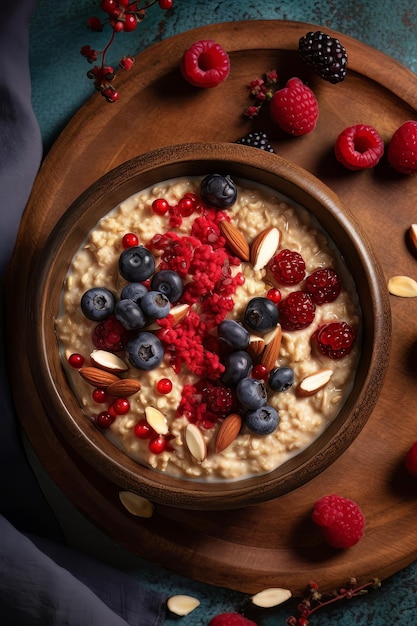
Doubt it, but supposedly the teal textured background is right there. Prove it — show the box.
[28,1,417,624]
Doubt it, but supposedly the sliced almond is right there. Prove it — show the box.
[215,413,242,453]
[260,324,282,371]
[409,224,417,255]
[297,368,333,396]
[106,378,142,397]
[90,350,128,373]
[246,334,265,360]
[250,226,281,271]
[185,423,207,462]
[167,594,200,616]
[119,491,154,518]
[388,275,417,297]
[145,406,169,435]
[219,220,250,261]
[251,587,292,608]
[145,303,190,330]
[79,366,120,388]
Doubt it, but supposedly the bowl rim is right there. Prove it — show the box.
[29,141,392,510]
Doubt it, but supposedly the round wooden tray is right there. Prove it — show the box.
[7,21,417,595]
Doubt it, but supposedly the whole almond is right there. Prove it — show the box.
[219,220,250,261]
[297,368,333,396]
[215,413,242,453]
[106,378,142,396]
[79,366,120,388]
[250,226,281,271]
[247,335,265,360]
[119,491,154,518]
[387,275,417,297]
[260,324,282,371]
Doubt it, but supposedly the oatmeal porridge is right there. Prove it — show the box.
[56,174,360,481]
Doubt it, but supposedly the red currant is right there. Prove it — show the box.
[68,353,84,368]
[157,378,173,394]
[158,0,173,8]
[152,198,169,215]
[111,397,130,415]
[134,419,153,439]
[100,0,117,13]
[95,412,115,428]
[87,16,103,31]
[252,364,268,380]
[178,196,195,217]
[92,388,108,403]
[118,0,130,7]
[119,56,134,71]
[123,14,137,31]
[149,435,167,454]
[266,287,282,304]
[122,232,139,248]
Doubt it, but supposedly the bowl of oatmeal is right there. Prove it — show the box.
[30,142,390,510]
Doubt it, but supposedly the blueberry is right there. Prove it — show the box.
[120,282,148,304]
[218,320,250,350]
[269,366,294,392]
[80,287,115,321]
[244,297,279,334]
[114,299,146,331]
[236,377,267,410]
[221,350,252,387]
[140,290,171,320]
[151,270,184,303]
[245,405,279,435]
[118,245,155,282]
[127,332,164,370]
[200,173,237,209]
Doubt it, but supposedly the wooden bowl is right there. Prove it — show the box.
[29,142,391,510]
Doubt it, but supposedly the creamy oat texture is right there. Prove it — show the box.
[57,176,360,481]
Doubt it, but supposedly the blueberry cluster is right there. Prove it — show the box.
[217,298,295,436]
[81,245,184,371]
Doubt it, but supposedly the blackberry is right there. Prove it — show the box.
[236,131,275,153]
[298,31,347,84]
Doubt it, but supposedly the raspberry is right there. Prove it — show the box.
[269,249,306,285]
[278,291,315,331]
[92,316,131,352]
[405,440,417,477]
[304,267,341,304]
[202,383,236,418]
[235,131,275,152]
[312,494,365,548]
[334,124,384,170]
[180,39,230,88]
[270,77,319,136]
[313,321,356,359]
[298,31,348,84]
[387,120,417,175]
[209,613,258,626]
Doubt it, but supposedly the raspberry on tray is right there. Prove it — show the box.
[312,493,365,548]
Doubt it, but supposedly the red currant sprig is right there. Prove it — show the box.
[81,0,174,102]
[243,69,278,119]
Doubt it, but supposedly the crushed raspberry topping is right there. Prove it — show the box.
[177,380,236,427]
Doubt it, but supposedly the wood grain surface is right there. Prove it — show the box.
[7,21,417,595]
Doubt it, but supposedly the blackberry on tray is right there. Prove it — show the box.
[235,131,275,152]
[298,30,348,83]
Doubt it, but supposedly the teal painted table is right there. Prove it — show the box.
[28,1,417,624]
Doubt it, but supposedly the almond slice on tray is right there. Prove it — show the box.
[388,275,417,297]
[250,226,281,271]
[119,491,154,518]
